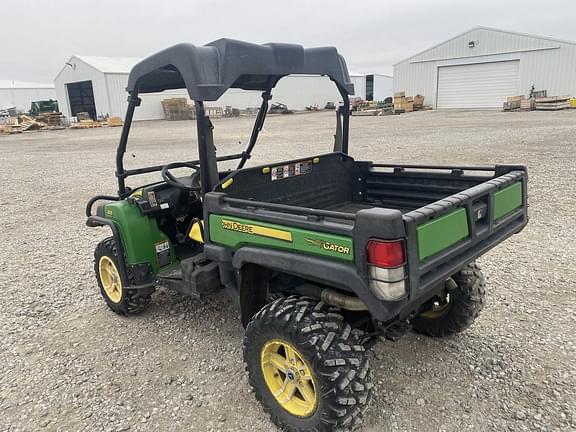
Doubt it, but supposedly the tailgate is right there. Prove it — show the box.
[403,166,527,299]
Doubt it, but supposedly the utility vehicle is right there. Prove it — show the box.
[86,39,528,431]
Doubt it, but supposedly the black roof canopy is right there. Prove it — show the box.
[127,38,354,101]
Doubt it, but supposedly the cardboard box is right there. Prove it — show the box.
[413,94,425,107]
[402,101,414,112]
[520,98,535,111]
[507,95,525,103]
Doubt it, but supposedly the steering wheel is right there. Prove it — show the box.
[161,162,202,191]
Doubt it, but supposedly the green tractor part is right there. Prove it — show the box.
[30,99,59,115]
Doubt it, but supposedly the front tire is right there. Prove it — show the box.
[94,237,152,315]
[412,263,486,337]
[244,296,372,432]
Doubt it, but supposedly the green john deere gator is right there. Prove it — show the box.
[86,39,528,431]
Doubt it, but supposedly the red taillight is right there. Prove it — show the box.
[366,240,405,268]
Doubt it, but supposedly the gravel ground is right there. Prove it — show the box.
[1,110,575,432]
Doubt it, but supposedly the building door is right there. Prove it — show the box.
[436,61,519,109]
[365,75,374,101]
[66,80,96,119]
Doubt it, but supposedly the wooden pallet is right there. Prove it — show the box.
[71,120,103,129]
[0,124,22,134]
[106,117,124,127]
[535,102,570,111]
[35,112,63,126]
[353,109,382,116]
[534,96,569,104]
[520,99,535,111]
[20,120,46,131]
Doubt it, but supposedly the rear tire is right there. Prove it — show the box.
[243,296,372,432]
[94,237,152,315]
[412,263,486,337]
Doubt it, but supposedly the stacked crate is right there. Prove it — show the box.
[393,92,413,113]
[503,96,525,111]
[161,98,196,120]
[413,94,425,110]
[35,112,63,126]
[520,98,535,111]
[534,96,571,111]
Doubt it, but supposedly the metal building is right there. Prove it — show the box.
[54,56,174,121]
[54,56,348,120]
[0,80,56,112]
[349,73,393,101]
[350,73,367,99]
[393,27,576,109]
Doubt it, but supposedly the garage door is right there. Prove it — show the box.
[437,61,519,109]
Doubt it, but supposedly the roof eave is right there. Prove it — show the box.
[393,26,576,67]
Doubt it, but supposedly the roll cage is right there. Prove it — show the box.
[114,38,355,196]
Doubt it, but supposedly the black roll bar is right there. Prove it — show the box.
[238,90,272,169]
[118,153,246,179]
[336,84,350,154]
[116,92,141,195]
[195,102,220,194]
[114,78,352,198]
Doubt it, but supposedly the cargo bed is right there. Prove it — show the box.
[226,153,496,213]
[213,152,527,307]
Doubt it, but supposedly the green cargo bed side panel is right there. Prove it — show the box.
[209,214,354,262]
[417,208,469,262]
[493,182,523,221]
[104,201,175,272]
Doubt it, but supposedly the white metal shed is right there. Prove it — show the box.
[0,81,56,112]
[54,56,176,121]
[349,73,393,101]
[350,73,367,99]
[393,27,576,109]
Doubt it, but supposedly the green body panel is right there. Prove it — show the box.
[209,214,354,262]
[417,208,469,262]
[493,182,523,221]
[104,200,175,272]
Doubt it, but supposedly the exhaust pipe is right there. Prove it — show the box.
[321,289,368,311]
[291,283,368,311]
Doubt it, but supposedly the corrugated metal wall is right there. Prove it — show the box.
[0,88,57,111]
[393,28,576,108]
[372,75,393,100]
[350,75,366,99]
[106,73,190,120]
[268,75,341,109]
[107,74,342,119]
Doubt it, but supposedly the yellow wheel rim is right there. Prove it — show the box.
[419,293,451,319]
[260,340,318,418]
[98,256,122,304]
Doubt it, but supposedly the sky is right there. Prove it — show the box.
[3,0,576,82]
